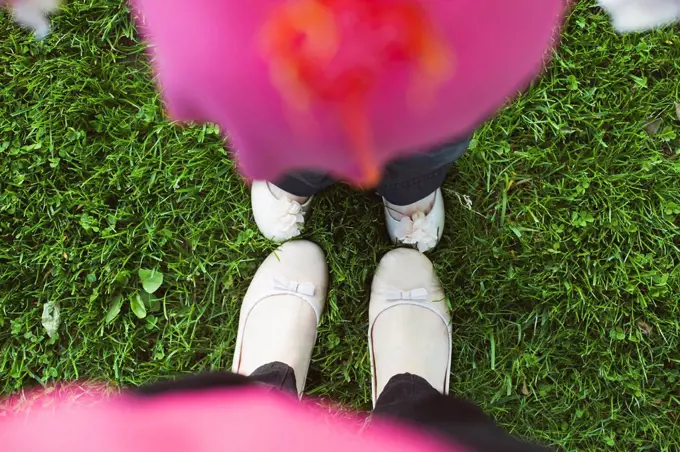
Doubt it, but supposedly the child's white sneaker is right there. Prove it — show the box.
[252,181,312,242]
[598,0,680,32]
[232,240,328,396]
[368,248,452,406]
[384,189,445,253]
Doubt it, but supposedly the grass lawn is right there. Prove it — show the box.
[1,1,679,449]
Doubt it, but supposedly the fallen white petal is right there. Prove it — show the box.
[41,301,61,338]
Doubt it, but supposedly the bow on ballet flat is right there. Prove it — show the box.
[273,276,316,297]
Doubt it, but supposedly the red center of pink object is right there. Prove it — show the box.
[266,0,447,102]
[262,0,451,184]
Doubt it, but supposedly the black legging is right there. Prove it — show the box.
[135,362,551,452]
[272,137,470,206]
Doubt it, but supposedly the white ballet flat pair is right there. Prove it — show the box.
[232,241,451,405]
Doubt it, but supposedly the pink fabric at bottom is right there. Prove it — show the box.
[0,386,467,452]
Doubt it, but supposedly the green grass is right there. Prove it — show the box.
[1,1,679,450]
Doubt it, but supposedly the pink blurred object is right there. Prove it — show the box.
[131,0,565,185]
[0,386,464,452]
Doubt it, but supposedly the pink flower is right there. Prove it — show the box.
[131,0,565,185]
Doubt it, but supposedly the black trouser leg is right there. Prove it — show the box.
[374,373,551,452]
[272,138,470,201]
[272,171,335,198]
[249,361,298,394]
[377,138,469,206]
[133,361,297,398]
